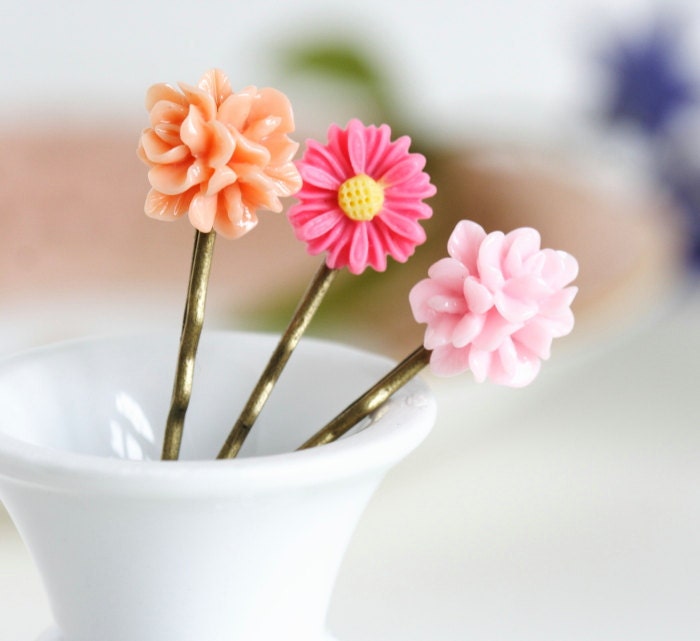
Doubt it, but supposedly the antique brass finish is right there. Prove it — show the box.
[162,230,216,460]
[298,346,431,450]
[217,262,337,459]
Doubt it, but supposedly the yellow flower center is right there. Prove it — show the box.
[337,174,385,221]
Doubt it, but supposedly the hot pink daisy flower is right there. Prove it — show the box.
[137,68,302,239]
[287,119,436,274]
[409,220,578,387]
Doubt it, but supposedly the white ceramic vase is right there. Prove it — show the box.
[0,332,435,641]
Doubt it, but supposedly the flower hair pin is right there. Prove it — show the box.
[138,70,577,460]
[137,69,302,459]
[216,118,436,458]
[299,220,579,449]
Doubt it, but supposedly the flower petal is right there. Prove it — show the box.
[468,347,491,383]
[427,293,466,315]
[495,275,550,323]
[249,87,295,134]
[492,346,541,388]
[536,249,579,288]
[177,82,216,121]
[409,278,445,323]
[447,220,486,274]
[205,166,238,196]
[380,154,426,187]
[346,119,368,174]
[371,134,411,177]
[218,91,254,131]
[148,161,207,195]
[512,321,554,360]
[365,223,388,272]
[471,309,520,352]
[428,257,469,284]
[477,230,506,291]
[219,184,259,238]
[264,162,303,197]
[497,337,519,378]
[452,313,486,348]
[145,83,186,111]
[149,100,187,130]
[385,171,436,199]
[363,124,392,175]
[503,227,541,277]
[303,138,348,180]
[245,115,282,141]
[197,68,233,107]
[324,219,353,269]
[234,164,280,210]
[429,344,471,377]
[347,222,370,274]
[299,162,342,190]
[264,133,299,165]
[144,188,193,220]
[139,131,189,164]
[230,127,270,166]
[378,208,426,244]
[181,109,234,165]
[297,208,344,241]
[188,191,218,232]
[464,276,494,314]
[424,314,460,349]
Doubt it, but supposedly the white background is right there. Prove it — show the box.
[0,0,698,135]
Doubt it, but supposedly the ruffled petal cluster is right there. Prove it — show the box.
[287,119,436,274]
[137,69,302,239]
[410,220,578,387]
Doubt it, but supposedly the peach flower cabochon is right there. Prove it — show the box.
[137,69,302,239]
[410,220,578,387]
[287,119,436,274]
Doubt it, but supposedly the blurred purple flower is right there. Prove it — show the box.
[659,139,700,266]
[602,21,695,135]
[599,17,700,269]
[670,180,700,265]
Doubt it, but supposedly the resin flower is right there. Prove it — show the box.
[287,119,436,274]
[409,221,578,387]
[137,68,302,239]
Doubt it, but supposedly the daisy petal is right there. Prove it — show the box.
[346,119,368,174]
[348,223,370,274]
[300,163,342,190]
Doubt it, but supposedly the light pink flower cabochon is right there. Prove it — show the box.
[410,220,578,387]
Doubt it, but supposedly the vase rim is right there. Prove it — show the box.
[0,331,436,497]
